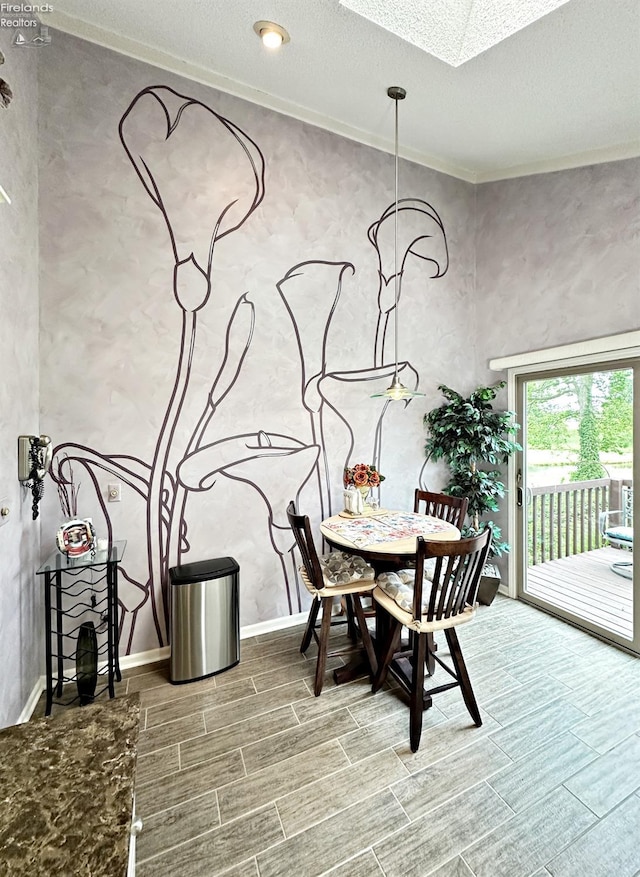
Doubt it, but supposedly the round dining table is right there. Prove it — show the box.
[320,509,460,572]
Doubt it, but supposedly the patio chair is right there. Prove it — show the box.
[372,527,492,751]
[286,500,377,695]
[599,486,633,579]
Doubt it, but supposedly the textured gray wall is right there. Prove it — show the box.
[475,160,640,369]
[0,31,41,728]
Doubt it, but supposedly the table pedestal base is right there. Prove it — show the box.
[333,657,369,686]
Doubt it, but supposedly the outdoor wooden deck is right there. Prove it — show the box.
[525,546,634,640]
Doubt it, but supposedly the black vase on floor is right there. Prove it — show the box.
[76,620,98,705]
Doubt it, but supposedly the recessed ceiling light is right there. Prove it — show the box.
[253,20,290,50]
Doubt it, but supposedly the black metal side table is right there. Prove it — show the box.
[36,540,126,716]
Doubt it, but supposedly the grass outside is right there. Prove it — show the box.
[527,449,632,488]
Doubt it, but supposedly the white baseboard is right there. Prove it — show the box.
[20,611,309,721]
[240,611,307,639]
[120,612,307,670]
[118,612,307,672]
[118,646,171,672]
[18,675,46,723]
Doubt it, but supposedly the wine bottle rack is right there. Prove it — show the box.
[36,541,126,716]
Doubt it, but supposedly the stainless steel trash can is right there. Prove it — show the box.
[169,557,240,684]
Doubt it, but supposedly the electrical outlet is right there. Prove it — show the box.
[107,483,121,502]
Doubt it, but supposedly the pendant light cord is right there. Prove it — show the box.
[393,93,399,383]
[370,86,418,401]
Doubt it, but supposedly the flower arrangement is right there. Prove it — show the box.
[343,462,385,489]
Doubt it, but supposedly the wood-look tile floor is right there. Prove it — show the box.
[59,596,640,876]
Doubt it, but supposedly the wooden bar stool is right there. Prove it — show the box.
[372,528,492,751]
[287,501,378,696]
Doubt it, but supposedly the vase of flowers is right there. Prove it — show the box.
[55,454,96,558]
[343,463,385,509]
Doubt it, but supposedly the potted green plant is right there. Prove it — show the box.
[423,381,522,604]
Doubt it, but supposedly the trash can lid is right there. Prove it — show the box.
[169,556,239,584]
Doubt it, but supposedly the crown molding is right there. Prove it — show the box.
[44,10,640,186]
[476,140,640,184]
[46,10,478,183]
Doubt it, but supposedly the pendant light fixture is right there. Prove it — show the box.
[372,86,424,401]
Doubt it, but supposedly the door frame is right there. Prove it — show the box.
[489,331,640,652]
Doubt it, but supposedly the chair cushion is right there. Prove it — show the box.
[319,551,374,586]
[373,584,475,633]
[605,526,634,543]
[402,558,437,581]
[376,569,426,613]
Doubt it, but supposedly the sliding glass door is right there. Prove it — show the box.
[515,359,638,653]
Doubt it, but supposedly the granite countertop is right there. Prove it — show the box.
[0,694,140,876]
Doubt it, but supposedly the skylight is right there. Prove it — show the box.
[339,0,572,67]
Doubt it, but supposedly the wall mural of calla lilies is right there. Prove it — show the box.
[369,198,449,367]
[49,84,449,653]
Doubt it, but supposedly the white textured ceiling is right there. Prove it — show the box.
[339,0,572,67]
[45,0,640,182]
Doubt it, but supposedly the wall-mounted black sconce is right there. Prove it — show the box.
[18,435,52,519]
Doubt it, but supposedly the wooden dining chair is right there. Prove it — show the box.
[410,490,469,672]
[372,527,492,751]
[413,489,468,529]
[287,500,378,696]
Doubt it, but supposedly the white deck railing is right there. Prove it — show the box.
[528,478,632,566]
